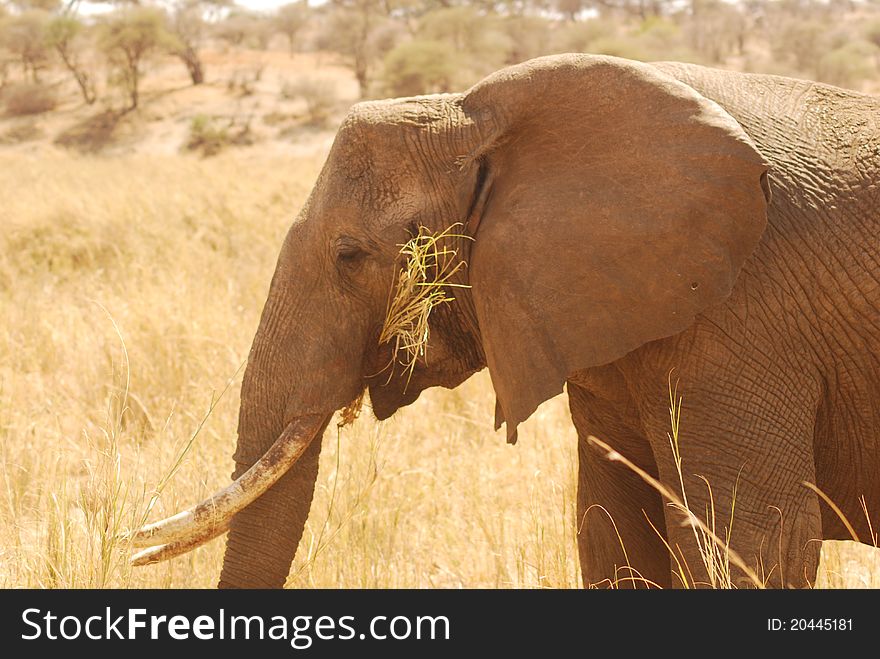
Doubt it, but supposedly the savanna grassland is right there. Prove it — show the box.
[2,148,879,589]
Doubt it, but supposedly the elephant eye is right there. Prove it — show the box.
[335,236,367,269]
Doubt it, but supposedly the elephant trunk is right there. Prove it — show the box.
[128,207,367,586]
[217,417,329,588]
[126,279,340,581]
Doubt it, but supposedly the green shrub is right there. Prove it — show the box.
[588,36,650,62]
[555,18,617,54]
[418,7,510,75]
[186,115,230,157]
[817,41,879,89]
[863,19,880,50]
[774,20,830,73]
[499,15,552,64]
[383,39,457,97]
[281,76,338,126]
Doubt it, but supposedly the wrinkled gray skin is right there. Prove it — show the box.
[217,54,880,588]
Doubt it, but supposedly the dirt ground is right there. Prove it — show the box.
[0,49,357,158]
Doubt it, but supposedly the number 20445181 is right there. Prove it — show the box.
[768,619,852,631]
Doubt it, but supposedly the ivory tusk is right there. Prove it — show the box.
[128,415,323,551]
[130,520,230,566]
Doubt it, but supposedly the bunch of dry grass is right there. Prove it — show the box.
[377,223,471,386]
[338,390,365,428]
[661,379,755,588]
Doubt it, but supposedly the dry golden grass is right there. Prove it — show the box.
[1,150,877,588]
[589,381,765,589]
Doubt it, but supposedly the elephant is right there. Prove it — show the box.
[129,54,880,589]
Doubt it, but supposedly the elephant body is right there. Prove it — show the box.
[577,64,880,588]
[136,54,880,589]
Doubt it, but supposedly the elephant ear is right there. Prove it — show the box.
[458,55,770,442]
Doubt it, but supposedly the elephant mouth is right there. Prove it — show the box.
[126,412,331,566]
[368,377,423,420]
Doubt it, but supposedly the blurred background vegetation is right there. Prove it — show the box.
[1,0,879,142]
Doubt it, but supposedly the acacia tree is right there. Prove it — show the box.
[46,14,96,103]
[166,0,230,86]
[686,1,748,62]
[585,0,670,19]
[0,5,8,89]
[215,10,273,50]
[556,0,587,21]
[866,19,880,57]
[320,0,392,97]
[275,1,308,55]
[168,1,206,84]
[99,7,172,110]
[1,10,50,82]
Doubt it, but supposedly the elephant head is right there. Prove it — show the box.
[128,54,770,587]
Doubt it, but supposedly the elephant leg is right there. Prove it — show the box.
[568,380,671,588]
[217,435,323,589]
[623,350,824,588]
[813,383,880,544]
